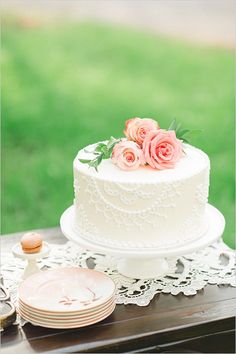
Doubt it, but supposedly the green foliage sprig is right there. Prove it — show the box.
[79,136,121,171]
[168,119,203,144]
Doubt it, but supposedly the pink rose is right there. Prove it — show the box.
[124,117,159,146]
[112,140,145,171]
[143,129,183,170]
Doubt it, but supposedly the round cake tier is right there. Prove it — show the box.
[73,143,210,250]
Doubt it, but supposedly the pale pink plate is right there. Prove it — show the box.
[19,267,116,313]
[18,294,115,315]
[18,302,115,325]
[18,294,116,316]
[18,296,115,320]
[17,304,116,329]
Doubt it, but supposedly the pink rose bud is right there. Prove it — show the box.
[112,140,145,171]
[124,117,159,146]
[143,129,183,170]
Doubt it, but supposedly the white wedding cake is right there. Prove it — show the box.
[72,117,210,250]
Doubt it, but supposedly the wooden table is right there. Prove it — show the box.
[1,228,236,353]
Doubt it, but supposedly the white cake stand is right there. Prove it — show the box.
[12,242,50,279]
[60,204,225,279]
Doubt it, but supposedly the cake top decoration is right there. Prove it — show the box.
[79,117,202,171]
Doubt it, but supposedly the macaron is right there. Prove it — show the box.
[20,232,43,254]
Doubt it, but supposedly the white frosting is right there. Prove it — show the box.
[73,142,210,250]
[75,143,209,183]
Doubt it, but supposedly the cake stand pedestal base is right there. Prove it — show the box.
[12,243,50,280]
[117,257,169,279]
[60,204,225,279]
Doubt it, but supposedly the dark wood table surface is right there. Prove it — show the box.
[1,228,236,353]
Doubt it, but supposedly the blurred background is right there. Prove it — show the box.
[1,0,235,248]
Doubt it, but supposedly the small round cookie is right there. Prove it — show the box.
[20,232,43,254]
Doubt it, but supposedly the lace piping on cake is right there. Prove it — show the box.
[73,203,208,250]
[103,182,155,205]
[73,175,80,195]
[84,176,183,217]
[74,223,207,250]
[196,170,209,204]
[74,205,99,240]
[73,168,210,249]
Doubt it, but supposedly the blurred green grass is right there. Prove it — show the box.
[2,21,234,248]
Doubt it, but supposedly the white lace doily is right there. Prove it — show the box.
[1,239,235,311]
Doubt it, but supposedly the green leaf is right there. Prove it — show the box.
[96,153,104,165]
[176,129,190,138]
[182,129,203,139]
[168,119,177,131]
[95,143,106,153]
[79,159,92,163]
[88,153,104,171]
[107,136,118,150]
[99,136,120,159]
[79,136,121,171]
[168,118,203,143]
[103,151,111,159]
[181,137,190,144]
[101,145,109,155]
[175,122,182,134]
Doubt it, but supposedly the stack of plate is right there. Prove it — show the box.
[17,267,116,329]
